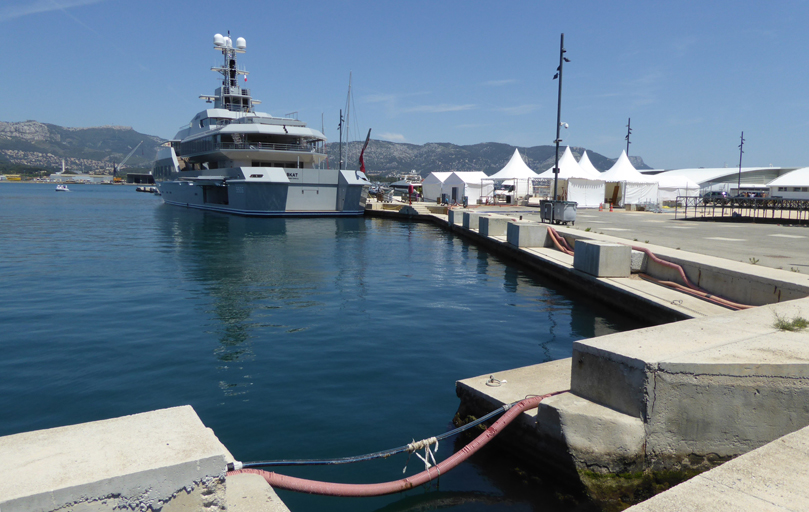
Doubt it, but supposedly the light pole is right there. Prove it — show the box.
[551,33,569,221]
[625,118,632,156]
[737,131,745,196]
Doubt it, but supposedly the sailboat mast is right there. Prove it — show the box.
[344,72,352,169]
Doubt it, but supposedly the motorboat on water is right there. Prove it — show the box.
[152,33,369,216]
[55,184,70,192]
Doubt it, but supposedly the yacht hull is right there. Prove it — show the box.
[158,167,368,217]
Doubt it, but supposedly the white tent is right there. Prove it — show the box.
[577,151,603,179]
[538,147,605,208]
[442,171,493,204]
[600,150,658,206]
[656,174,700,204]
[768,167,809,199]
[421,172,452,201]
[487,149,538,197]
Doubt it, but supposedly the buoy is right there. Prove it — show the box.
[609,203,614,212]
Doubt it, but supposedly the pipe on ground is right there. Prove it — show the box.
[228,391,564,497]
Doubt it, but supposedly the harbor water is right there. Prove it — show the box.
[0,184,645,511]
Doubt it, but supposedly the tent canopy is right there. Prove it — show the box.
[538,147,595,180]
[600,150,656,183]
[767,167,809,187]
[577,151,603,179]
[489,149,538,180]
[421,172,453,201]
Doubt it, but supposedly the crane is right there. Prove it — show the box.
[113,141,143,181]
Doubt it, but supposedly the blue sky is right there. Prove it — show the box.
[2,0,808,169]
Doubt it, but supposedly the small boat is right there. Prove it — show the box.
[55,184,70,192]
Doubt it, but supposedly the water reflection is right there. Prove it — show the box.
[153,207,371,398]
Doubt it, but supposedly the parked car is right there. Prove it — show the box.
[702,191,729,204]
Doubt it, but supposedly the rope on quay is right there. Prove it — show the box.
[227,391,566,497]
[229,400,516,470]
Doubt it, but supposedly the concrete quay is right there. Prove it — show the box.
[367,201,809,509]
[0,406,288,512]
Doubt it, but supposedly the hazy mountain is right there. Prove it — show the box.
[0,121,163,174]
[0,120,652,176]
[326,140,651,176]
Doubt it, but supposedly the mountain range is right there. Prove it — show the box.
[0,120,652,176]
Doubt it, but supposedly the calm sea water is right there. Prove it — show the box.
[0,183,644,512]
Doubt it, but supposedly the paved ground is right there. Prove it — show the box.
[461,205,809,272]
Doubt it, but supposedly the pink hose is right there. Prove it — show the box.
[631,245,701,291]
[228,391,564,497]
[546,227,574,256]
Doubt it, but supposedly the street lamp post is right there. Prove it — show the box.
[737,131,745,196]
[551,33,569,222]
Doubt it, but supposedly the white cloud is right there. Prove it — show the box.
[379,132,406,142]
[404,104,476,113]
[495,104,540,116]
[0,0,104,22]
[483,79,517,87]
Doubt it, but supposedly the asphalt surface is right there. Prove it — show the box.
[466,206,809,272]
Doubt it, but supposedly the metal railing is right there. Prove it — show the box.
[180,140,321,155]
[676,195,809,222]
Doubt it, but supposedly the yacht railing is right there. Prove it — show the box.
[180,139,322,155]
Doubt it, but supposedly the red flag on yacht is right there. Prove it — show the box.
[359,128,371,174]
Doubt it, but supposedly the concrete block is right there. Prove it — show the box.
[573,240,631,277]
[0,406,229,512]
[447,208,468,225]
[630,250,647,273]
[227,473,290,512]
[479,214,513,237]
[506,221,550,248]
[462,211,487,230]
[536,392,645,473]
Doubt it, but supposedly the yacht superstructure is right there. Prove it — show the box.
[153,33,369,216]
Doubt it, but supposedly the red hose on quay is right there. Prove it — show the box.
[228,391,563,497]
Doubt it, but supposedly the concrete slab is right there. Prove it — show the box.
[462,211,487,230]
[627,423,809,511]
[227,473,290,512]
[506,221,550,248]
[536,392,645,473]
[573,240,631,278]
[0,406,229,512]
[447,208,468,225]
[479,214,515,237]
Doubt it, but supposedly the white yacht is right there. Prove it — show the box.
[153,33,369,216]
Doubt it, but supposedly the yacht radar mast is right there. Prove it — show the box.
[199,32,261,112]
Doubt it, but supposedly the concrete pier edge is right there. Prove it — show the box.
[368,202,809,509]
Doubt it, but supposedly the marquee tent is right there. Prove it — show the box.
[600,151,658,206]
[768,167,809,200]
[442,171,493,204]
[538,147,605,208]
[421,172,452,201]
[577,151,603,179]
[656,174,700,203]
[487,149,539,197]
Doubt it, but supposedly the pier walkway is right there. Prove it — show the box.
[369,199,809,510]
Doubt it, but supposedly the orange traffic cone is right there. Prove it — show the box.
[609,203,614,212]
[599,203,603,211]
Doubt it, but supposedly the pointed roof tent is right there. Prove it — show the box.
[538,146,595,180]
[422,171,452,185]
[577,151,602,179]
[489,149,538,179]
[601,150,655,182]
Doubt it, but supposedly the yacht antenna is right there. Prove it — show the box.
[204,32,252,113]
